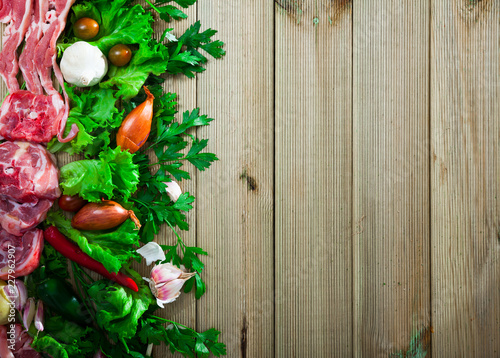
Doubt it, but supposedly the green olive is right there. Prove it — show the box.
[108,44,132,67]
[73,17,99,40]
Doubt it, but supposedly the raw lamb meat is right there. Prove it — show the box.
[0,324,42,358]
[0,228,43,279]
[0,0,33,93]
[34,0,77,143]
[0,198,53,236]
[19,0,47,94]
[0,141,60,203]
[0,325,14,358]
[0,0,78,143]
[0,90,62,143]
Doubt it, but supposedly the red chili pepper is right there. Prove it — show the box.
[44,226,139,292]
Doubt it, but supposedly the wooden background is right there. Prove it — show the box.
[173,0,498,357]
[2,0,499,357]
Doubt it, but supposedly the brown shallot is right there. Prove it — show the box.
[71,200,141,231]
[116,86,154,153]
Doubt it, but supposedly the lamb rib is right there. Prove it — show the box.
[0,0,32,93]
[19,0,47,94]
[34,0,77,143]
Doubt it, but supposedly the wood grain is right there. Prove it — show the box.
[3,2,500,356]
[353,2,430,357]
[196,1,275,357]
[431,1,500,356]
[275,1,353,357]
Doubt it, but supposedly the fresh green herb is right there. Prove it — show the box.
[144,0,197,22]
[146,91,218,178]
[166,21,225,78]
[31,315,100,358]
[137,315,226,357]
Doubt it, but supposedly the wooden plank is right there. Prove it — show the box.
[275,1,353,357]
[196,1,275,357]
[431,1,500,356]
[353,2,430,356]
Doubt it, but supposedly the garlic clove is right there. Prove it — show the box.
[147,263,195,308]
[164,180,182,203]
[150,263,183,284]
[14,279,27,311]
[34,300,44,331]
[23,298,35,330]
[137,242,166,266]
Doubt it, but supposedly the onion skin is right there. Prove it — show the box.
[58,195,88,212]
[116,86,154,153]
[71,200,141,231]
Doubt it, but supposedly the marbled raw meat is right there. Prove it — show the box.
[0,198,53,236]
[0,90,62,143]
[0,228,43,279]
[0,0,33,93]
[0,141,60,203]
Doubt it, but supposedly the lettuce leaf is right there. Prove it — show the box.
[88,280,152,340]
[60,0,168,100]
[31,315,99,358]
[60,147,139,202]
[71,1,152,54]
[100,39,169,99]
[60,159,114,201]
[32,336,71,358]
[46,212,141,274]
[47,86,123,157]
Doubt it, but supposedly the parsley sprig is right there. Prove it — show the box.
[140,315,226,357]
[166,21,225,77]
[144,0,197,22]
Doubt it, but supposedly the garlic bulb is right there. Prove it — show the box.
[60,41,108,87]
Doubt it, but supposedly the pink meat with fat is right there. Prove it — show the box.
[19,0,48,94]
[0,0,32,93]
[0,141,60,203]
[0,324,41,358]
[0,228,43,280]
[0,0,78,143]
[0,198,53,237]
[34,0,77,142]
[0,325,14,358]
[0,91,62,143]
